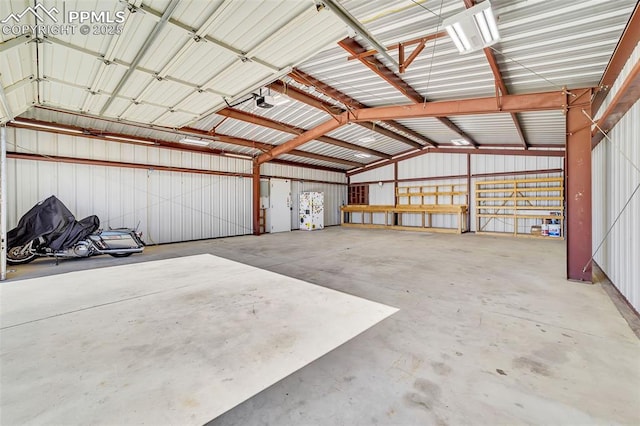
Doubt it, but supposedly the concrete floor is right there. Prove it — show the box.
[3,227,640,425]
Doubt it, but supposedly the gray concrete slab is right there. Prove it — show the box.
[0,254,397,425]
[3,228,640,425]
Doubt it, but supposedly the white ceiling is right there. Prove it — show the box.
[0,0,637,171]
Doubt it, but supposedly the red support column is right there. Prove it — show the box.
[252,161,261,236]
[566,90,593,282]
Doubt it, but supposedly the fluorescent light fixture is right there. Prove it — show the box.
[355,153,372,158]
[14,120,83,134]
[224,152,253,160]
[451,138,471,146]
[105,135,156,145]
[179,137,210,147]
[358,136,376,143]
[443,1,500,54]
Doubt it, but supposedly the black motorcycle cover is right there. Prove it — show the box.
[7,196,100,251]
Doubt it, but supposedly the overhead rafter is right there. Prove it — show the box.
[256,88,573,165]
[217,108,391,159]
[591,1,640,114]
[288,69,437,147]
[258,112,349,164]
[183,127,362,167]
[338,37,480,147]
[13,112,355,170]
[463,0,528,149]
[345,31,447,74]
[348,89,570,121]
[269,81,425,150]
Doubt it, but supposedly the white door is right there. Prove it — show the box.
[269,179,291,233]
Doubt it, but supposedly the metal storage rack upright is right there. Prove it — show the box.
[475,177,564,239]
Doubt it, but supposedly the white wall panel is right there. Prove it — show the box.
[592,99,640,312]
[399,153,466,180]
[7,128,253,174]
[6,159,253,245]
[349,164,394,184]
[471,155,563,175]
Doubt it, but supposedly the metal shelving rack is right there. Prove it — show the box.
[475,177,564,239]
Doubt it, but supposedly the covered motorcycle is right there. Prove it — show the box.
[6,196,144,265]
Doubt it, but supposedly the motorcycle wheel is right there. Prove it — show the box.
[7,245,37,265]
[109,253,133,258]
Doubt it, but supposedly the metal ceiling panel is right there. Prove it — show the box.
[298,140,376,162]
[233,96,331,132]
[137,78,193,107]
[278,153,352,170]
[518,110,566,146]
[447,113,520,145]
[42,42,101,88]
[393,118,461,144]
[160,42,237,88]
[0,42,34,86]
[327,123,409,155]
[493,0,637,93]
[41,80,87,110]
[190,114,226,132]
[216,117,293,146]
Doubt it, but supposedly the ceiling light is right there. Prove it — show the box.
[14,120,83,134]
[179,137,210,147]
[451,138,471,146]
[224,152,253,159]
[105,135,156,145]
[355,153,371,158]
[443,1,500,54]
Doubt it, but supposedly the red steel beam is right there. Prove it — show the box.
[258,113,349,164]
[339,37,424,103]
[349,89,569,121]
[566,89,593,282]
[484,48,529,148]
[289,69,435,146]
[182,126,360,166]
[9,119,348,173]
[346,31,447,64]
[592,3,640,114]
[257,88,571,166]
[339,37,479,147]
[218,107,390,159]
[268,81,343,115]
[592,59,640,148]
[272,76,430,148]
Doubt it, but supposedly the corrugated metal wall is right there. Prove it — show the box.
[5,128,347,244]
[347,154,564,230]
[592,77,640,311]
[6,158,253,244]
[261,162,347,230]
